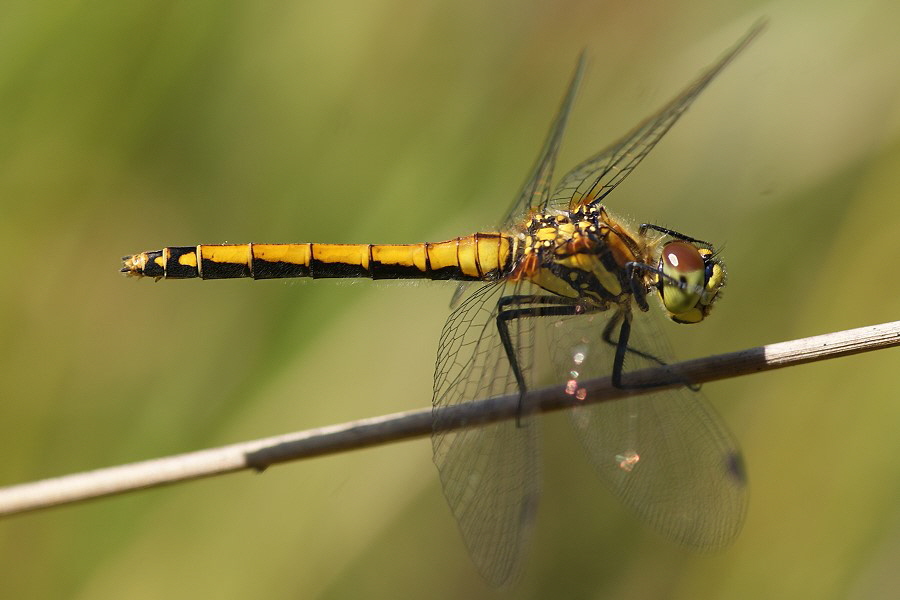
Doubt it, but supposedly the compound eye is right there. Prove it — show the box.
[659,241,705,315]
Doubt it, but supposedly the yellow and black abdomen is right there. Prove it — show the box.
[122,233,514,281]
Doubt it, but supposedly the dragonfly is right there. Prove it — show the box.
[123,22,764,586]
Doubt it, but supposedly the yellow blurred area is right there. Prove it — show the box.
[2,1,900,598]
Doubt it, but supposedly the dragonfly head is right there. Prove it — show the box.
[656,241,726,324]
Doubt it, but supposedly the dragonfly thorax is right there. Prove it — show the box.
[512,205,645,307]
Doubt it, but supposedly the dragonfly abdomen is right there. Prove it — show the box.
[122,233,514,281]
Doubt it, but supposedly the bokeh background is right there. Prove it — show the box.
[2,1,900,598]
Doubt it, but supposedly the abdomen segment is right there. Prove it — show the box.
[122,233,513,281]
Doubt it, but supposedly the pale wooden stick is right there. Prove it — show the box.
[1,320,897,517]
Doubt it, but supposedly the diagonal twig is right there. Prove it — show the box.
[0,320,898,518]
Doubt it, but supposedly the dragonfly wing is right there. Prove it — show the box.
[496,53,586,230]
[572,389,747,548]
[435,54,587,572]
[548,21,765,212]
[449,56,586,313]
[546,308,747,548]
[432,280,542,586]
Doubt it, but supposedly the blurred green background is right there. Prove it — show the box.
[2,0,900,598]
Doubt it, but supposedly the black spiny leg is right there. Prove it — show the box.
[606,312,669,389]
[639,223,714,249]
[601,311,665,375]
[603,307,701,392]
[496,295,588,423]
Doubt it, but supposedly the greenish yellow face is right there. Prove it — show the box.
[657,241,726,324]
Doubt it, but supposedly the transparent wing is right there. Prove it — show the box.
[449,54,585,310]
[432,279,543,587]
[496,52,586,230]
[547,307,747,548]
[448,55,584,311]
[547,20,765,212]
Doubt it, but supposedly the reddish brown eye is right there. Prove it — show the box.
[659,241,705,316]
[661,241,704,274]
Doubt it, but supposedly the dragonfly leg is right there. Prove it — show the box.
[602,311,664,386]
[496,295,586,423]
[604,310,700,391]
[638,223,714,249]
[600,309,664,367]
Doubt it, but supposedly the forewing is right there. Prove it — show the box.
[432,280,541,586]
[547,308,747,549]
[497,53,586,230]
[448,55,585,311]
[549,21,765,212]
